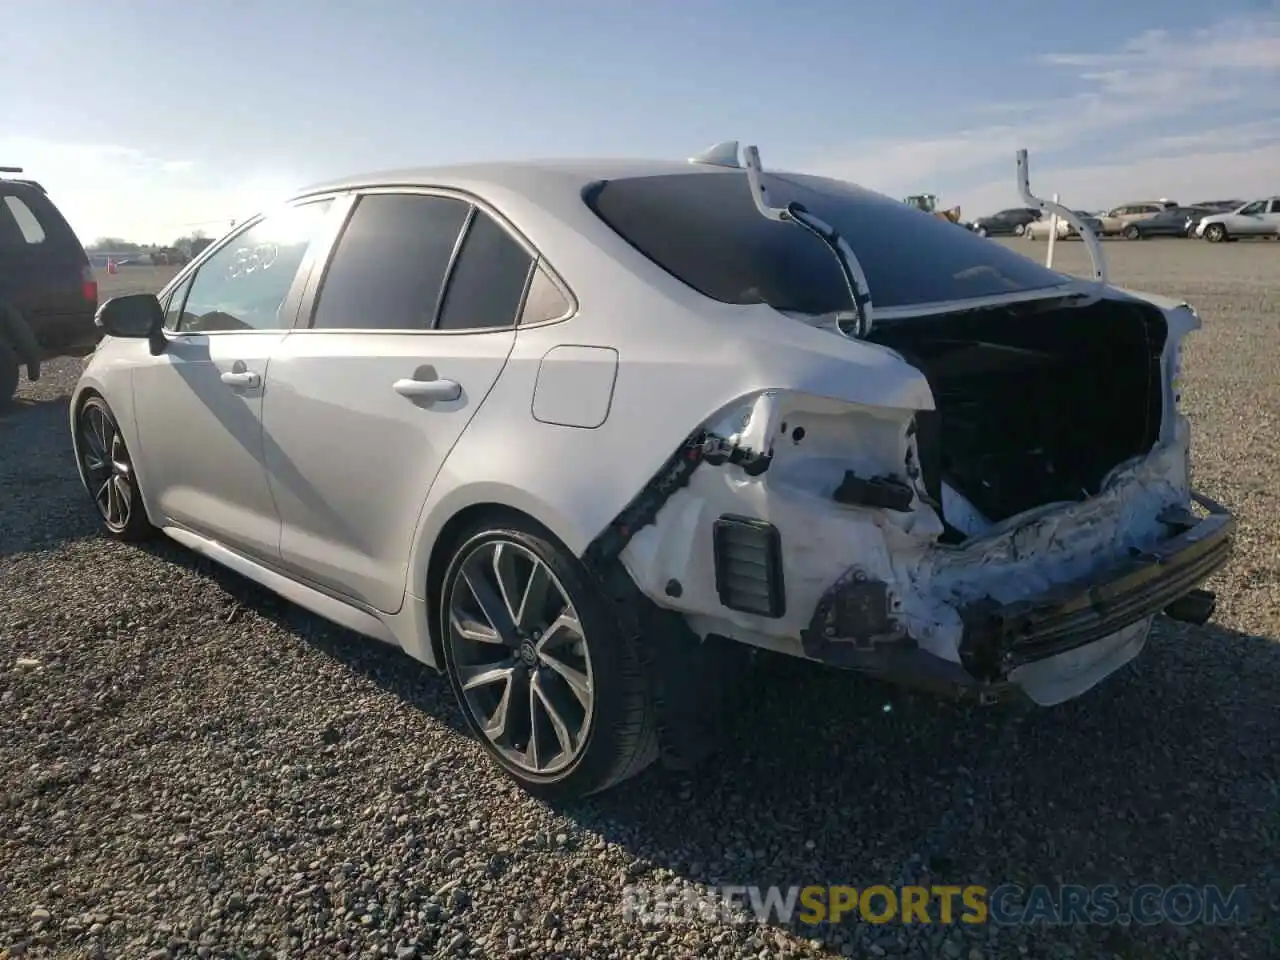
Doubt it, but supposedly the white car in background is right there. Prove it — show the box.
[1194,197,1280,242]
[1023,211,1104,240]
[71,144,1234,798]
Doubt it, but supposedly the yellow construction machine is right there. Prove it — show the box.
[904,194,963,224]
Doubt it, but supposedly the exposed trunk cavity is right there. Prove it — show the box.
[869,296,1167,529]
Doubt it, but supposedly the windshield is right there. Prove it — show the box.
[585,171,1067,314]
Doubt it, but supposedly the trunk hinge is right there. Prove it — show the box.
[742,145,874,339]
[1016,148,1108,285]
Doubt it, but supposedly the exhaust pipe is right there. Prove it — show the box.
[1163,588,1217,626]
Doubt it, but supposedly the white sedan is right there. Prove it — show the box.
[73,146,1234,797]
[1023,212,1104,239]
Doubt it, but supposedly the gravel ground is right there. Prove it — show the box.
[2,251,1277,960]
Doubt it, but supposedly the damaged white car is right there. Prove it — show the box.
[72,144,1234,797]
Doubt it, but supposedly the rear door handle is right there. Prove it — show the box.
[392,378,461,402]
[220,371,260,388]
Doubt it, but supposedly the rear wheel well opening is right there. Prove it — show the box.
[424,503,564,666]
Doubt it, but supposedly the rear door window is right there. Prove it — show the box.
[435,210,534,331]
[586,171,1064,313]
[310,193,470,331]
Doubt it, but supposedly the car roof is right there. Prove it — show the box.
[0,173,48,195]
[295,158,735,200]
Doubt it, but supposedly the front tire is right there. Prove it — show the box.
[1013,224,1026,236]
[440,518,657,799]
[75,395,156,541]
[974,226,988,237]
[1123,225,1141,240]
[1205,223,1227,243]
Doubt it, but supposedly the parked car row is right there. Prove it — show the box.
[970,197,1280,243]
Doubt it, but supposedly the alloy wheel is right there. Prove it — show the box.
[79,401,134,532]
[446,539,595,775]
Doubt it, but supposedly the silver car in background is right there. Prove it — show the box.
[1194,197,1280,242]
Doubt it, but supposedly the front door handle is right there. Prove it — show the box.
[220,370,260,388]
[392,377,461,402]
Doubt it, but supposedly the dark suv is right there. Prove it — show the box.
[1,167,99,405]
[968,207,1042,237]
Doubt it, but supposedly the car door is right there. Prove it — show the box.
[262,190,541,613]
[1264,200,1280,235]
[1230,200,1268,235]
[130,199,337,560]
[1100,207,1127,234]
[1145,210,1174,235]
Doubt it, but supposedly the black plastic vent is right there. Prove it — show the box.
[712,516,786,618]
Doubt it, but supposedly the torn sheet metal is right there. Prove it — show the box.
[621,389,1193,678]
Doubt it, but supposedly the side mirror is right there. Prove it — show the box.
[95,294,166,355]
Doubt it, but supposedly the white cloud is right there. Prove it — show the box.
[805,14,1280,215]
[0,136,298,243]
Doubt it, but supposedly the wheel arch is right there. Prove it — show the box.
[415,486,592,667]
[70,373,158,524]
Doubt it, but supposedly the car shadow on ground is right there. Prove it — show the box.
[0,398,106,557]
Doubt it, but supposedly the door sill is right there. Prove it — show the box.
[161,524,398,646]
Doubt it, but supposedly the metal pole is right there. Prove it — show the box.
[1045,193,1060,268]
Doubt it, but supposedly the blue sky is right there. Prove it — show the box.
[3,0,1278,241]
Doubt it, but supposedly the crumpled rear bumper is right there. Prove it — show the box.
[801,492,1234,701]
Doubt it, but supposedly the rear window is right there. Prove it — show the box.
[0,193,48,247]
[586,171,1067,312]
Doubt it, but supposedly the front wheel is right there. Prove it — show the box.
[1123,225,1141,240]
[440,519,658,798]
[1204,223,1227,243]
[974,226,988,237]
[1013,224,1026,236]
[75,395,156,541]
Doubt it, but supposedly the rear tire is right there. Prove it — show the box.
[74,395,157,541]
[0,339,18,409]
[1013,224,1026,236]
[439,517,658,799]
[1204,223,1227,243]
